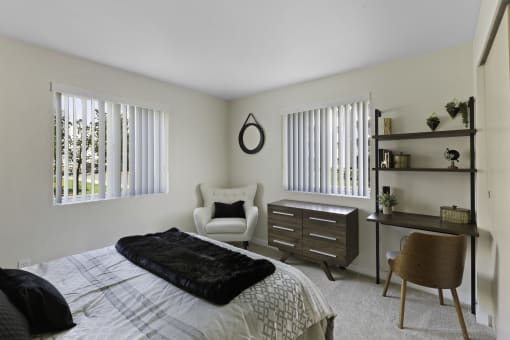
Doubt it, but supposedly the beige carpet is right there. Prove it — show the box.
[248,244,495,340]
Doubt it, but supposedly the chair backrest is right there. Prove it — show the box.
[392,232,467,289]
[199,183,257,216]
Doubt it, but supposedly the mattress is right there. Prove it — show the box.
[27,233,335,340]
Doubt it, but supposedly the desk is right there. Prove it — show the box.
[366,211,478,314]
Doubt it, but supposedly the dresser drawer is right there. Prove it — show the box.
[268,204,302,225]
[302,238,346,263]
[303,211,346,237]
[268,231,301,253]
[303,225,346,246]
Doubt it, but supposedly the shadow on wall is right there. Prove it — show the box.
[476,229,497,325]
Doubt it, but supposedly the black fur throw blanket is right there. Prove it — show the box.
[115,228,275,305]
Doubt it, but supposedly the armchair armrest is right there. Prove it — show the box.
[193,207,212,235]
[245,206,259,239]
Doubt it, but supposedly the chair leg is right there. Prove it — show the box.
[451,288,469,340]
[242,241,249,250]
[438,288,444,305]
[382,269,392,297]
[399,279,407,329]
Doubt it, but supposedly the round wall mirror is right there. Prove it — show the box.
[239,114,265,154]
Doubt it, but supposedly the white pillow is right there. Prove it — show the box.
[200,184,257,215]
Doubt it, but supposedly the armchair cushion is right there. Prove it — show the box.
[213,201,245,218]
[200,184,257,216]
[205,218,247,234]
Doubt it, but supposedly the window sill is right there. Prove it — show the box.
[53,191,168,206]
[284,189,371,200]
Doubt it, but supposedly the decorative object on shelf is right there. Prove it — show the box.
[378,193,397,215]
[383,118,392,135]
[239,113,265,154]
[426,112,440,131]
[378,149,393,168]
[440,205,470,224]
[394,152,411,168]
[458,101,469,127]
[444,148,460,169]
[445,99,460,118]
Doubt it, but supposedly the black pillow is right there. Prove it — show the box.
[0,289,31,340]
[213,200,245,218]
[0,268,75,334]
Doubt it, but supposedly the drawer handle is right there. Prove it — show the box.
[273,239,295,247]
[309,248,337,258]
[309,233,337,241]
[309,217,336,223]
[272,225,295,232]
[273,211,294,216]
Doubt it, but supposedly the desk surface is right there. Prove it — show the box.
[366,211,478,237]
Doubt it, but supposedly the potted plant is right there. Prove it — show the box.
[445,99,460,118]
[426,112,440,131]
[378,193,398,215]
[458,101,468,127]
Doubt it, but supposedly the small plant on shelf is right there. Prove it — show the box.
[445,99,460,118]
[378,193,398,215]
[458,101,469,127]
[426,112,440,131]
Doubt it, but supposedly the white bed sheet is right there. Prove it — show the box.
[27,234,335,340]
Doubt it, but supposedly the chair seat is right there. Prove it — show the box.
[386,250,399,261]
[205,218,247,234]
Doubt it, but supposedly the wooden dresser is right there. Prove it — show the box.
[267,199,358,280]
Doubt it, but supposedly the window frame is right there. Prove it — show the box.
[51,82,169,205]
[281,97,371,199]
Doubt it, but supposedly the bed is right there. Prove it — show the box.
[26,233,335,340]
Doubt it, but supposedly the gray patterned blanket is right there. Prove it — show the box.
[27,233,335,340]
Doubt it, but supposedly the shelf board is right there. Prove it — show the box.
[372,167,476,173]
[366,211,478,236]
[373,129,476,140]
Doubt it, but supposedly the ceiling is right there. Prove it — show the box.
[0,0,480,99]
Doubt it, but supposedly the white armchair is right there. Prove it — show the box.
[193,184,258,249]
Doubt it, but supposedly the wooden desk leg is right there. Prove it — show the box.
[280,252,290,263]
[321,262,335,281]
[471,236,476,315]
[376,223,380,284]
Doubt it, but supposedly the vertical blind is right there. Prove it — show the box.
[282,99,370,197]
[53,91,168,204]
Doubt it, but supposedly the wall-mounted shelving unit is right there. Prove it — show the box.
[366,96,478,315]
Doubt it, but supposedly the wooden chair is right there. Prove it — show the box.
[382,232,469,340]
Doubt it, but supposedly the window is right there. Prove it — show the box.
[283,99,370,198]
[53,87,168,204]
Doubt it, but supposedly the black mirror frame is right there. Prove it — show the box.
[239,113,265,154]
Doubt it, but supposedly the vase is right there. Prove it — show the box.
[382,206,392,215]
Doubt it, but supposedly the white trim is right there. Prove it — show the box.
[51,82,169,113]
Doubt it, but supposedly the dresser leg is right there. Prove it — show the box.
[321,262,335,281]
[280,253,290,263]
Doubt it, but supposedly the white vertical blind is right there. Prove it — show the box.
[283,99,370,197]
[53,90,168,204]
[63,96,69,199]
[98,100,106,199]
[54,93,63,203]
[121,105,128,196]
[128,105,136,196]
[81,97,87,198]
[72,97,78,197]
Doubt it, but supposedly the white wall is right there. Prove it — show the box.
[473,0,510,335]
[0,35,229,267]
[228,44,475,303]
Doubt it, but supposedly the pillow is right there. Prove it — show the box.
[0,268,75,334]
[213,200,245,218]
[0,289,30,340]
[199,184,257,215]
